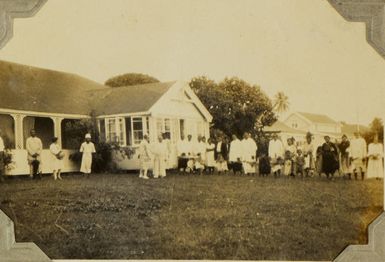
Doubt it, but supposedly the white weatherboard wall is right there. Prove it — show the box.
[5,149,79,176]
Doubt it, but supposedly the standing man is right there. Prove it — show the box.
[80,133,96,177]
[350,132,368,180]
[0,129,5,182]
[228,134,243,175]
[269,133,284,177]
[26,129,43,179]
[138,134,151,179]
[152,134,168,178]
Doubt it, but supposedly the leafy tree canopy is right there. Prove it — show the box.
[363,117,384,143]
[190,76,277,138]
[105,73,160,87]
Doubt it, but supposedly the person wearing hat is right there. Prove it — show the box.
[49,137,64,180]
[80,133,96,177]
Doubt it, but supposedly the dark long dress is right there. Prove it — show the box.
[321,142,339,174]
[338,141,351,173]
[257,142,271,175]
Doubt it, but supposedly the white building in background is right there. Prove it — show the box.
[0,60,212,175]
[266,112,369,148]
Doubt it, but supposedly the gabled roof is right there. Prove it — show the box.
[0,60,212,121]
[264,120,307,134]
[296,112,338,125]
[89,82,175,116]
[0,60,105,115]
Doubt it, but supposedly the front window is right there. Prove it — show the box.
[106,118,117,142]
[132,117,144,145]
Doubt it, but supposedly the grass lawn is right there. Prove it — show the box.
[0,172,383,260]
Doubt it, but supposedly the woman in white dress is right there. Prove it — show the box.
[367,134,384,179]
[49,137,64,180]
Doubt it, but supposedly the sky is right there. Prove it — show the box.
[1,0,384,125]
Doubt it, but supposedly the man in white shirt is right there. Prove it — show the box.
[229,134,243,175]
[26,129,43,179]
[0,129,5,182]
[350,132,368,180]
[241,132,257,175]
[268,133,284,177]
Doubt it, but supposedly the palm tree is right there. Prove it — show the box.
[273,92,290,114]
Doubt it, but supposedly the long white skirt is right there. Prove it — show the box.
[367,158,384,178]
[80,153,92,174]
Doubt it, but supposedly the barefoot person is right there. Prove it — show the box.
[80,133,96,177]
[26,129,43,179]
[367,134,384,179]
[138,134,151,179]
[49,137,64,180]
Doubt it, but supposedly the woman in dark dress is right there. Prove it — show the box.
[321,136,339,179]
[257,136,271,176]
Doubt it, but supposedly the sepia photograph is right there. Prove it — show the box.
[0,0,384,261]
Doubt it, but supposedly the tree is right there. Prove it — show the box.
[105,73,160,87]
[189,76,276,137]
[273,91,290,114]
[363,117,384,143]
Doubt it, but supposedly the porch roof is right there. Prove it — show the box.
[0,60,105,116]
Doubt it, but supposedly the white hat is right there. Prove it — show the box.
[85,133,91,139]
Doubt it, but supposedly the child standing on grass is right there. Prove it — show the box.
[80,133,96,177]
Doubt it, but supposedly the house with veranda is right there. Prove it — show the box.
[0,60,212,175]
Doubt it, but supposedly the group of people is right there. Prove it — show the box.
[0,128,382,181]
[267,132,383,180]
[138,130,384,181]
[0,129,96,181]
